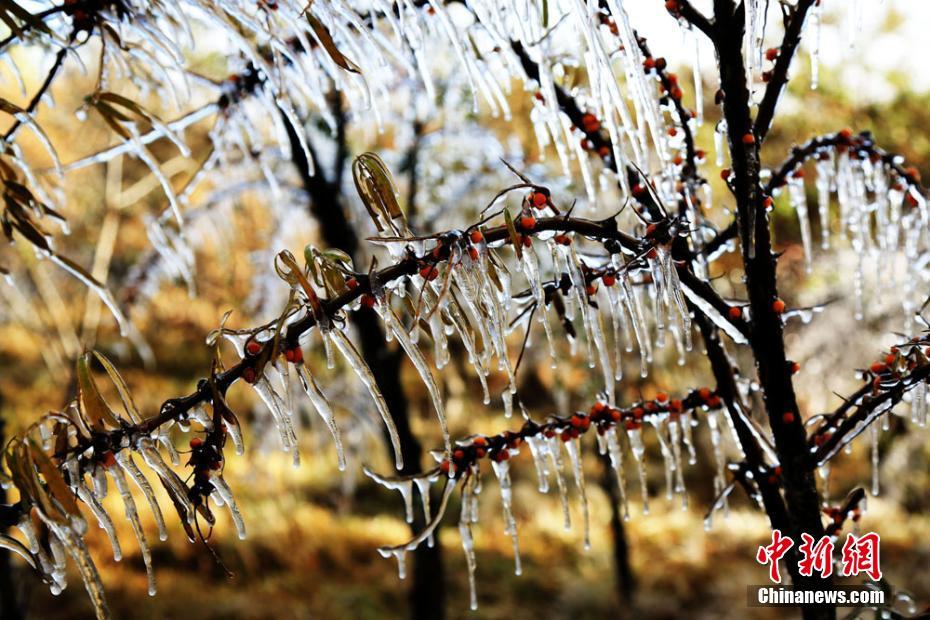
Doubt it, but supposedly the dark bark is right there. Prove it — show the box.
[598,455,635,613]
[710,3,833,617]
[282,103,445,620]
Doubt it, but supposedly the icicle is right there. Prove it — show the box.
[111,465,156,596]
[459,476,479,611]
[295,363,345,471]
[669,417,687,509]
[810,1,823,90]
[681,411,698,465]
[816,154,833,249]
[605,428,630,521]
[626,427,649,514]
[912,379,927,428]
[364,467,415,524]
[210,475,247,540]
[45,519,110,620]
[546,435,572,529]
[414,477,435,547]
[870,423,880,497]
[379,307,449,453]
[525,434,551,493]
[252,376,300,466]
[75,484,122,561]
[491,459,522,575]
[706,410,729,516]
[327,328,401,470]
[788,174,813,273]
[116,452,167,542]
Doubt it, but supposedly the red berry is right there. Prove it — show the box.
[531,191,548,207]
[519,215,537,230]
[439,460,451,475]
[782,412,795,424]
[870,361,886,374]
[772,299,786,314]
[668,127,678,137]
[669,399,683,413]
[598,145,610,157]
[665,0,679,12]
[765,47,779,61]
[707,395,722,408]
[346,277,359,290]
[190,437,204,449]
[791,361,801,374]
[763,196,774,210]
[468,247,479,261]
[655,392,669,403]
[728,306,742,320]
[419,265,439,281]
[632,184,647,198]
[360,294,376,309]
[585,283,598,296]
[469,230,484,244]
[473,437,487,447]
[643,57,656,70]
[742,133,755,145]
[698,387,712,401]
[522,235,533,248]
[838,128,853,140]
[246,340,262,355]
[242,367,257,383]
[884,353,896,365]
[602,274,616,287]
[720,168,731,180]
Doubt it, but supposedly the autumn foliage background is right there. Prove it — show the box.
[1,2,930,618]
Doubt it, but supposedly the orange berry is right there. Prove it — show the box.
[473,437,487,447]
[655,392,669,403]
[519,215,537,230]
[763,196,774,210]
[791,361,801,374]
[782,412,795,424]
[870,361,886,374]
[468,247,479,261]
[602,274,616,287]
[772,299,786,314]
[531,191,548,207]
[669,399,683,413]
[728,306,742,320]
[698,387,712,400]
[884,353,896,364]
[838,128,853,140]
[668,127,678,137]
[643,57,656,70]
[742,133,756,145]
[670,87,683,100]
[190,437,204,449]
[469,230,484,244]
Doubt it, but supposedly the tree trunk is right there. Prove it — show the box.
[283,105,445,620]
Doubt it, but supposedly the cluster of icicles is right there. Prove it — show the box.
[2,403,246,620]
[365,391,733,610]
[768,135,930,330]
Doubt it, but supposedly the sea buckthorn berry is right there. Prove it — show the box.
[698,387,712,401]
[782,412,795,424]
[493,450,510,462]
[554,234,572,246]
[519,215,537,230]
[602,273,616,287]
[360,294,376,309]
[469,230,484,244]
[870,362,886,374]
[905,166,921,182]
[624,419,641,431]
[792,169,805,179]
[838,128,853,140]
[655,392,669,403]
[772,299,786,314]
[246,340,262,355]
[632,407,645,419]
[765,47,779,61]
[742,133,755,145]
[346,277,359,290]
[646,247,658,259]
[531,191,548,207]
[728,306,742,320]
[242,367,257,383]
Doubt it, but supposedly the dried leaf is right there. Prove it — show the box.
[77,353,122,430]
[305,13,361,74]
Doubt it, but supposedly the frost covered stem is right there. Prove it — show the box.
[712,2,832,615]
[754,0,817,142]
